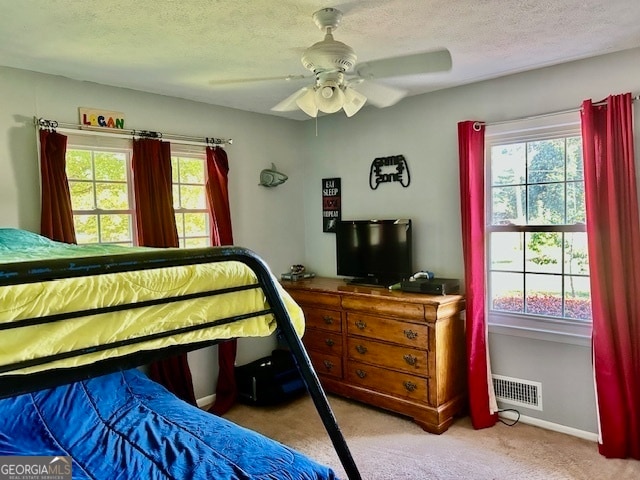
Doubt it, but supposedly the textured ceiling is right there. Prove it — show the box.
[1,0,639,121]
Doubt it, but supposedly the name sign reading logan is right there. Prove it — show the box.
[79,107,125,129]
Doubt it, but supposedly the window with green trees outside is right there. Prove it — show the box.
[66,146,210,248]
[66,148,134,245]
[487,120,591,329]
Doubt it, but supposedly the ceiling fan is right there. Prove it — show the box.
[269,7,452,118]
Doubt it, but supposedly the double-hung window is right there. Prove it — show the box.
[171,151,210,248]
[65,134,211,248]
[66,136,135,246]
[486,113,591,339]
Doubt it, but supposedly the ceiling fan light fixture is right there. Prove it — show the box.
[315,81,344,113]
[343,87,367,117]
[296,88,318,117]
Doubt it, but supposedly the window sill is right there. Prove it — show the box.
[488,312,591,347]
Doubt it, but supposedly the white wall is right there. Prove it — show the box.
[0,66,308,399]
[302,47,640,434]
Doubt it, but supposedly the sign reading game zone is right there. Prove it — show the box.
[369,154,411,189]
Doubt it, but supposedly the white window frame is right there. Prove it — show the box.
[485,112,591,345]
[171,145,211,248]
[66,133,137,246]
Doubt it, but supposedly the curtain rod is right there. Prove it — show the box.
[35,117,232,147]
[476,94,640,129]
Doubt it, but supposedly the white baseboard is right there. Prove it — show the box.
[196,394,216,409]
[499,411,598,442]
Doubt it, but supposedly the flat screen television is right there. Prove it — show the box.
[335,219,413,287]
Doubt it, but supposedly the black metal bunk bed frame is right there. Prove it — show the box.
[0,246,362,480]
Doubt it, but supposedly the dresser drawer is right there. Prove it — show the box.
[304,307,343,333]
[342,295,424,320]
[346,312,429,348]
[347,361,429,403]
[288,290,341,309]
[347,337,428,376]
[308,351,342,379]
[304,328,343,355]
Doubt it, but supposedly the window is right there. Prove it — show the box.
[66,147,135,246]
[172,155,210,248]
[65,135,210,248]
[486,114,591,339]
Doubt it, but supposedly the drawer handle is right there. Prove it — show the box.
[404,329,418,340]
[323,360,334,371]
[325,338,335,347]
[323,315,334,325]
[356,369,367,379]
[403,354,417,366]
[355,344,368,355]
[403,381,417,392]
[355,320,367,330]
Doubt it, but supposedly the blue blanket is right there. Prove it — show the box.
[0,369,337,479]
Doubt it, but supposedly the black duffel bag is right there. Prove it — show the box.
[235,348,306,406]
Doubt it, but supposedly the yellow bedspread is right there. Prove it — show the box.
[0,232,304,376]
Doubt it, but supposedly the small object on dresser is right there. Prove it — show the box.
[410,270,435,280]
[401,277,460,295]
[281,271,316,281]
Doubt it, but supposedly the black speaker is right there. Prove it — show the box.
[400,278,460,295]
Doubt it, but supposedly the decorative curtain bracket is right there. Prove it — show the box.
[133,130,162,139]
[37,118,59,132]
[206,137,233,146]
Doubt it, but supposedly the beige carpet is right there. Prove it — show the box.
[224,394,640,480]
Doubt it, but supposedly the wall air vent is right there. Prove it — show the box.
[492,374,543,411]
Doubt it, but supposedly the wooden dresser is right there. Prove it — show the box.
[282,277,466,434]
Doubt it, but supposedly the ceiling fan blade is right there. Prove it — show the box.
[271,86,313,112]
[210,74,307,86]
[355,49,452,79]
[350,80,407,108]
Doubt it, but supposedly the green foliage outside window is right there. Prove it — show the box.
[67,150,210,248]
[172,156,210,246]
[67,149,132,245]
[489,135,591,322]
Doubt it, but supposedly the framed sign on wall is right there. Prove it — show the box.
[369,154,411,190]
[322,177,341,232]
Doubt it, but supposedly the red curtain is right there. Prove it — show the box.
[132,138,197,406]
[205,146,234,247]
[131,138,179,248]
[204,146,237,415]
[39,129,76,243]
[458,121,498,429]
[581,93,640,459]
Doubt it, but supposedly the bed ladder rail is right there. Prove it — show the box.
[233,248,362,480]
